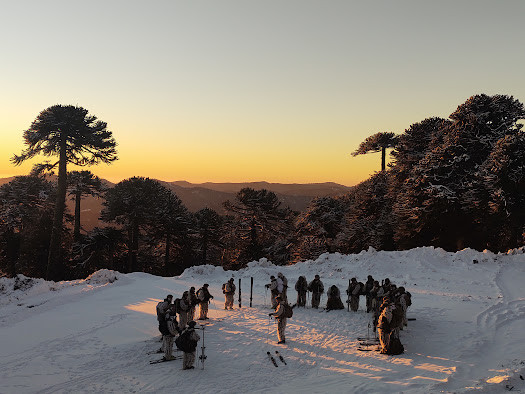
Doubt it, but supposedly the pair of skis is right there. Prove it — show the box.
[149,355,183,364]
[267,351,286,367]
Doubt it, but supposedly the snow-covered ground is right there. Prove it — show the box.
[1,247,525,393]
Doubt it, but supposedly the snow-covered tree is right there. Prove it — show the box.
[340,172,394,253]
[293,196,348,261]
[394,94,525,250]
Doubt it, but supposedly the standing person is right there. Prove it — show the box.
[178,321,201,370]
[269,295,287,344]
[178,291,191,329]
[396,287,409,328]
[162,306,181,361]
[326,285,345,310]
[347,278,361,312]
[188,287,198,321]
[278,272,288,302]
[156,294,173,337]
[295,276,308,307]
[265,276,280,308]
[308,275,324,309]
[377,298,393,354]
[222,278,236,310]
[196,284,214,320]
[364,275,375,313]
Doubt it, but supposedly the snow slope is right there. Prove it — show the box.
[1,247,525,393]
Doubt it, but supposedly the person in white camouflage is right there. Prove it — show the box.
[269,295,287,344]
[178,291,191,328]
[162,306,181,361]
[222,278,236,310]
[182,321,201,370]
[197,284,214,320]
[278,272,288,302]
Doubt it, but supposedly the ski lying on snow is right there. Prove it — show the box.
[150,356,183,364]
[357,337,379,342]
[267,351,278,367]
[275,351,287,365]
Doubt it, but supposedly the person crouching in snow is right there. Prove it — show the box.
[181,321,200,370]
[269,295,287,344]
[163,306,181,361]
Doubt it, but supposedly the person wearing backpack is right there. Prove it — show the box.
[278,272,288,302]
[269,295,288,344]
[178,321,201,370]
[156,294,173,328]
[188,287,198,321]
[222,278,236,310]
[347,278,361,312]
[295,276,308,307]
[196,284,214,320]
[156,295,173,352]
[308,275,324,309]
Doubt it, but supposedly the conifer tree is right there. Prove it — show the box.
[67,170,105,242]
[0,176,55,277]
[353,132,399,171]
[12,105,117,280]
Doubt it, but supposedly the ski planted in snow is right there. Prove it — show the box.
[267,351,278,367]
[275,351,287,365]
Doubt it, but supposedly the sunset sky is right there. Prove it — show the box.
[1,1,524,186]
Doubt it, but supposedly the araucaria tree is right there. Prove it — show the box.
[101,177,191,274]
[12,105,117,281]
[353,132,399,172]
[67,170,105,242]
[223,188,290,267]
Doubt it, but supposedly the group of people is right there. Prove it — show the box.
[155,283,215,369]
[155,275,412,362]
[272,273,412,354]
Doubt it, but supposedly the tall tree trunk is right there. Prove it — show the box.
[47,136,67,281]
[74,190,82,242]
[381,147,386,172]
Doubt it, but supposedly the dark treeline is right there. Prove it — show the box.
[1,94,525,280]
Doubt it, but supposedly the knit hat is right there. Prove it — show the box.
[188,321,196,328]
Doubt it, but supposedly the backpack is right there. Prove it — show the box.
[283,303,293,318]
[387,334,404,355]
[359,282,366,296]
[175,330,198,352]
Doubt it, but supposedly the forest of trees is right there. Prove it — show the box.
[1,94,525,280]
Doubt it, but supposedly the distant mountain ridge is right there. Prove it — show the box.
[0,177,352,231]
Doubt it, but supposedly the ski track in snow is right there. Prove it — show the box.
[1,248,525,393]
